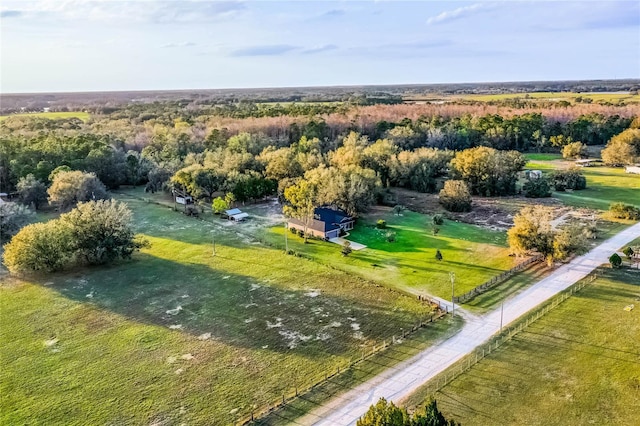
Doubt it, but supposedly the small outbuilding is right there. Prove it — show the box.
[224,208,249,221]
[575,159,596,167]
[523,170,543,180]
[625,165,640,174]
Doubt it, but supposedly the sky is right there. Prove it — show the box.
[1,0,638,93]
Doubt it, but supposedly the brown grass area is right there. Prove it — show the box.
[389,188,566,230]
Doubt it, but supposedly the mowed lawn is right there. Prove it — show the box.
[525,156,640,210]
[261,208,516,299]
[0,195,441,425]
[0,111,90,122]
[413,267,640,425]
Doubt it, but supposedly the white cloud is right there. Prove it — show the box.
[426,3,493,26]
[1,0,247,24]
[161,42,196,49]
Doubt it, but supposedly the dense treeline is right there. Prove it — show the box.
[1,103,637,220]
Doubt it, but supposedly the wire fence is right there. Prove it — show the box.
[453,254,543,304]
[117,190,450,425]
[418,271,598,398]
[238,311,449,425]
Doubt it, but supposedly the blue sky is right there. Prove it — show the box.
[1,1,638,93]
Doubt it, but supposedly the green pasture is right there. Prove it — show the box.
[462,92,640,103]
[1,194,444,425]
[525,157,640,210]
[261,208,517,299]
[408,267,640,425]
[0,111,90,122]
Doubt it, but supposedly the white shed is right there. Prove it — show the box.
[625,165,640,174]
[224,208,248,221]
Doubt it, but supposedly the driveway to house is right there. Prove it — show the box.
[328,237,367,250]
[299,221,640,426]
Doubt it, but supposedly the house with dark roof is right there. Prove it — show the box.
[287,207,355,240]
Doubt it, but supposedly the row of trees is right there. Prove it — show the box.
[15,170,108,211]
[3,109,636,193]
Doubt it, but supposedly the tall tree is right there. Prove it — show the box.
[283,179,317,243]
[58,199,147,265]
[47,170,108,210]
[16,174,48,210]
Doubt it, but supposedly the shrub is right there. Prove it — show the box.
[385,231,396,242]
[609,203,640,220]
[432,214,444,225]
[341,241,352,256]
[550,168,586,191]
[432,225,440,235]
[212,197,229,214]
[376,219,387,229]
[622,246,634,260]
[3,221,72,273]
[0,202,33,240]
[392,204,406,216]
[357,398,459,426]
[439,180,472,212]
[435,249,443,261]
[3,200,147,273]
[562,141,588,159]
[609,253,622,268]
[523,176,552,198]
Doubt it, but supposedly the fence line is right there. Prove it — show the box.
[421,271,598,397]
[453,254,544,304]
[238,310,449,425]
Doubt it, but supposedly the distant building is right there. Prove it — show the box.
[172,189,193,205]
[625,165,640,174]
[224,208,249,221]
[523,170,543,180]
[575,159,596,167]
[288,207,355,240]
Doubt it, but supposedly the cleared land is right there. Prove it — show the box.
[410,267,640,425]
[0,111,90,122]
[260,207,517,299]
[461,92,640,103]
[0,194,446,425]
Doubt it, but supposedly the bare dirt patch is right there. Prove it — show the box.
[389,188,569,230]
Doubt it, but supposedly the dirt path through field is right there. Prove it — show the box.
[296,221,640,426]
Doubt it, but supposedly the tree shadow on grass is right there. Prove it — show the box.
[33,253,433,359]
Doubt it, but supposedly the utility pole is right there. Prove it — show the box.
[284,221,288,252]
[449,272,455,316]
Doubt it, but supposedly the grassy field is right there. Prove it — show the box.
[524,156,640,210]
[408,267,640,425]
[463,262,552,314]
[461,92,640,103]
[0,111,90,122]
[257,315,464,425]
[0,194,449,425]
[259,207,517,299]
